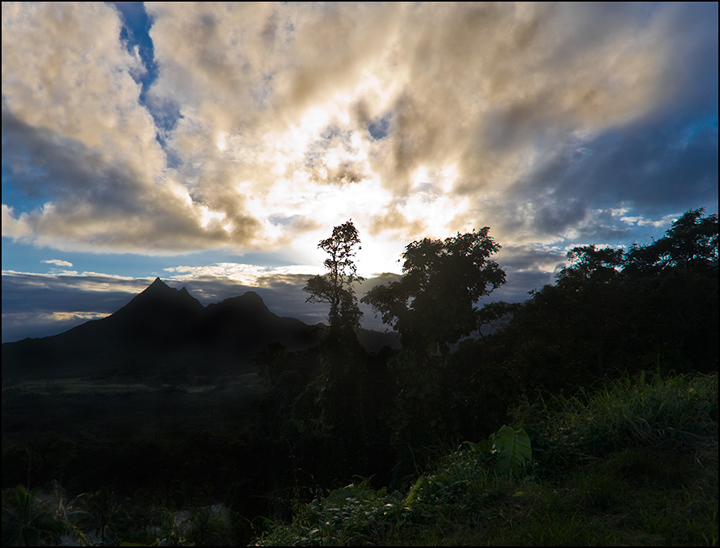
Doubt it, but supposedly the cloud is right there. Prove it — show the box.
[163,262,323,287]
[0,271,147,342]
[1,2,262,252]
[490,114,718,245]
[42,259,73,268]
[1,311,104,343]
[362,4,673,191]
[1,2,717,259]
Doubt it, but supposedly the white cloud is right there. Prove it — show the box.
[42,259,73,268]
[163,262,323,287]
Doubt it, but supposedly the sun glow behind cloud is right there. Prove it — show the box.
[216,131,227,152]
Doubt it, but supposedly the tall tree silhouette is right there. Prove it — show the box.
[304,220,365,342]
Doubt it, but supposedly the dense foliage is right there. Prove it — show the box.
[361,227,506,356]
[479,208,718,395]
[2,208,717,545]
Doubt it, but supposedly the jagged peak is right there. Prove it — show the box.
[117,277,203,314]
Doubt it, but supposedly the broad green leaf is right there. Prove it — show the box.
[491,425,532,476]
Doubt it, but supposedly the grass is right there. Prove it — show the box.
[252,371,718,546]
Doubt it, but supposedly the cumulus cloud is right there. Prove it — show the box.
[2,2,717,260]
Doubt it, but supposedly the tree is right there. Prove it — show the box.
[624,208,718,276]
[359,229,505,470]
[471,208,719,393]
[361,228,506,356]
[304,220,365,341]
[556,245,624,289]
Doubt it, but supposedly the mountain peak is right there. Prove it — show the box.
[138,278,176,296]
[207,290,271,317]
[112,277,204,323]
[239,291,264,305]
[144,278,194,301]
[2,279,395,383]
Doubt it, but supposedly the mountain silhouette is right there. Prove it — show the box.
[2,278,397,385]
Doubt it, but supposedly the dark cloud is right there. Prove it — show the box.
[2,106,147,211]
[478,269,554,306]
[1,273,150,313]
[503,114,718,242]
[479,244,567,304]
[1,273,148,342]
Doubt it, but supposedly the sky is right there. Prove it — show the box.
[2,2,718,343]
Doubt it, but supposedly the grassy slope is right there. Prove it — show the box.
[253,371,718,546]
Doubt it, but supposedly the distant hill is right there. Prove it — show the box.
[2,278,398,385]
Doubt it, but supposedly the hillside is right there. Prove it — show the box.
[1,278,397,384]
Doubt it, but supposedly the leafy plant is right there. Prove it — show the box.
[2,485,65,546]
[489,425,532,477]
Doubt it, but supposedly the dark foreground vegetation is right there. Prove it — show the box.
[255,371,718,546]
[2,209,717,545]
